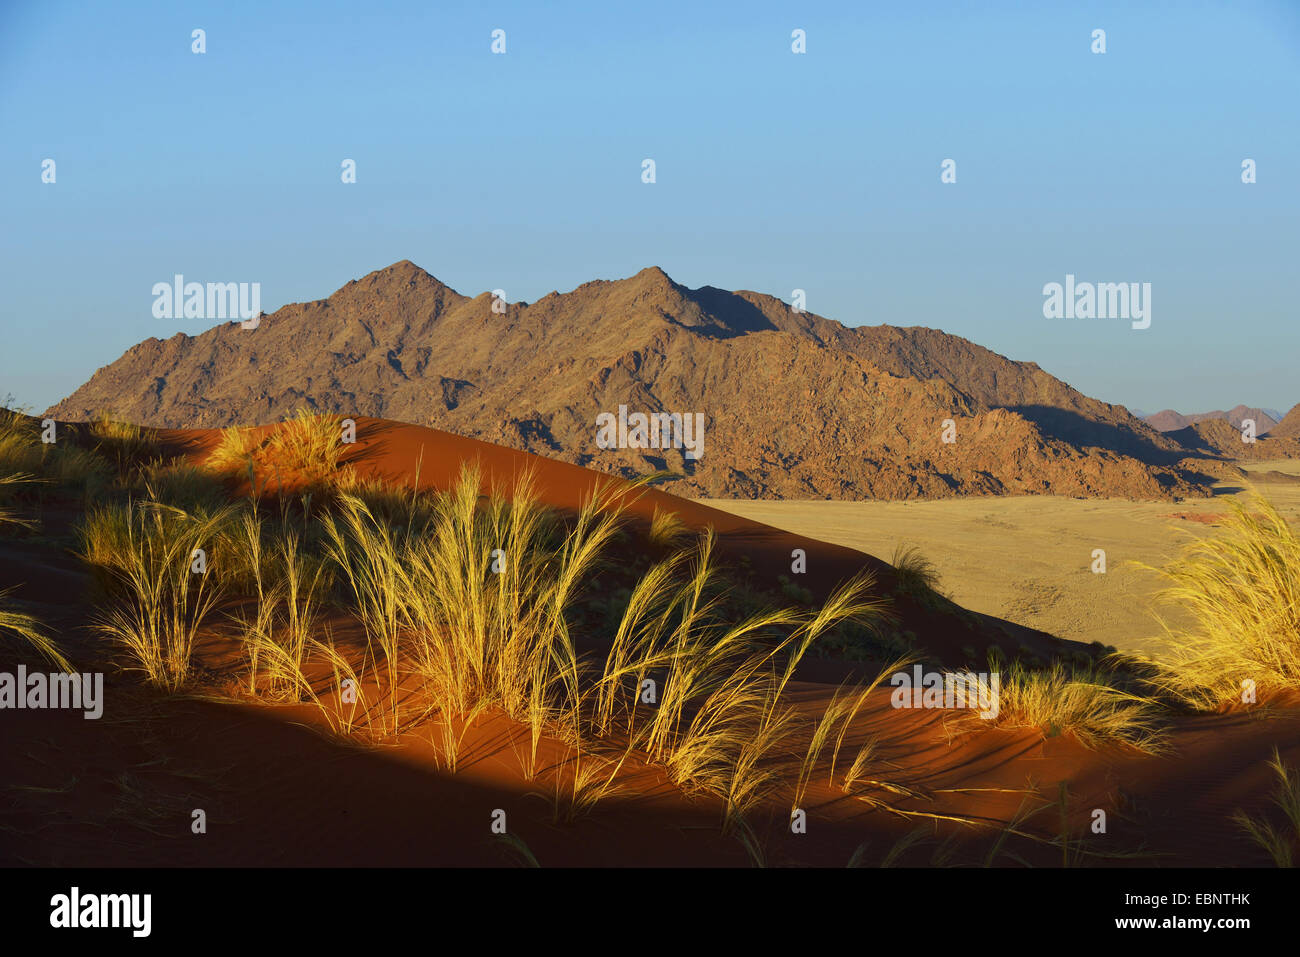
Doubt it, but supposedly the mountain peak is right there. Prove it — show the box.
[1273,403,1300,439]
[44,263,1223,502]
[625,265,679,290]
[339,260,460,298]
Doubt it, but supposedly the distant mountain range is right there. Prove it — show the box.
[46,261,1297,500]
[1143,405,1286,434]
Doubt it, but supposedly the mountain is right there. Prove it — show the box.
[1145,410,1193,432]
[1165,418,1300,460]
[1145,405,1280,434]
[1271,404,1300,440]
[48,261,1217,500]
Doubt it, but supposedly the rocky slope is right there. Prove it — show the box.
[49,261,1219,500]
[1269,403,1300,440]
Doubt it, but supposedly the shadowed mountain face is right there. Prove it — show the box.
[1164,418,1300,461]
[49,261,1219,500]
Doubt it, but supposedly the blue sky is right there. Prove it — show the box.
[2,0,1298,416]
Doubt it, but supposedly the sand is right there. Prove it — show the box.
[4,420,1299,867]
[701,460,1300,658]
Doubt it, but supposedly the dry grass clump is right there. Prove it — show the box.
[313,462,893,825]
[0,473,43,531]
[989,657,1164,752]
[330,467,435,528]
[0,407,108,492]
[1138,495,1300,710]
[267,409,346,481]
[0,588,70,671]
[80,499,239,690]
[321,466,624,749]
[206,410,347,490]
[80,486,334,694]
[132,461,230,513]
[792,671,902,812]
[1232,748,1300,867]
[0,408,43,475]
[72,454,914,830]
[647,506,689,547]
[231,513,328,700]
[206,425,266,475]
[595,531,889,827]
[80,495,254,590]
[890,543,946,610]
[88,412,159,472]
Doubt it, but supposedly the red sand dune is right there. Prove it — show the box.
[1,416,1297,867]
[162,416,1070,666]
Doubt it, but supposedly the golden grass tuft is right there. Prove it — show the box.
[206,410,346,491]
[72,452,907,829]
[230,513,327,700]
[1139,494,1300,710]
[79,497,239,690]
[989,658,1164,752]
[309,462,892,824]
[648,505,689,548]
[794,664,906,812]
[1232,748,1300,867]
[206,426,266,476]
[0,408,109,492]
[266,409,345,481]
[890,543,946,609]
[88,412,159,471]
[0,588,71,671]
[0,407,41,475]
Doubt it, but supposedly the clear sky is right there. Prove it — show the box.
[2,0,1298,416]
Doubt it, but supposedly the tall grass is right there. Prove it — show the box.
[0,408,41,475]
[1232,748,1299,867]
[132,461,230,513]
[71,449,901,829]
[213,504,332,700]
[206,425,265,476]
[313,462,892,824]
[0,473,42,530]
[633,550,888,827]
[400,466,624,767]
[0,408,108,493]
[0,588,70,671]
[1141,495,1300,709]
[88,412,158,473]
[320,492,414,733]
[266,409,345,482]
[793,667,904,812]
[648,506,688,548]
[207,410,345,490]
[990,658,1164,752]
[891,543,946,609]
[81,499,239,690]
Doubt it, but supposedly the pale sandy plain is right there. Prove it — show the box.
[701,459,1300,660]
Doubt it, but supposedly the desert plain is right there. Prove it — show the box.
[706,459,1300,660]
